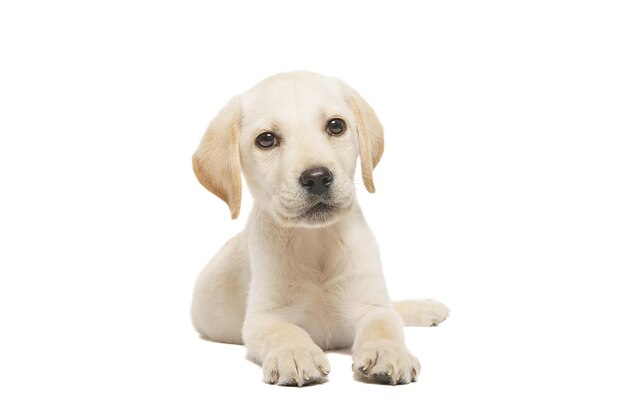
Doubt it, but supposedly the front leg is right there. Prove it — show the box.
[352,308,421,385]
[243,314,330,386]
[243,213,331,386]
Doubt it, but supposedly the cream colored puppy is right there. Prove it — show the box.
[191,71,448,386]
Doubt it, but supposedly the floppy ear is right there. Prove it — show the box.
[192,96,242,219]
[347,88,384,193]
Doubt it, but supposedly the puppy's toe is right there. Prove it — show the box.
[263,347,329,386]
[426,300,450,326]
[353,341,420,385]
[395,299,450,327]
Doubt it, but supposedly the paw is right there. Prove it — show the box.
[352,341,420,385]
[394,299,450,327]
[263,346,330,386]
[418,299,450,326]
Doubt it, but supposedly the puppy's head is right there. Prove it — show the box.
[193,71,383,227]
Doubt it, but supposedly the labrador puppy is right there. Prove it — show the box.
[191,71,448,386]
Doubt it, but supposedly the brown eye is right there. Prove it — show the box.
[255,132,278,149]
[327,118,346,135]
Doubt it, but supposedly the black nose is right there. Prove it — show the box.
[299,167,333,195]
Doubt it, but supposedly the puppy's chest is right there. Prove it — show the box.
[284,254,341,302]
[282,251,352,349]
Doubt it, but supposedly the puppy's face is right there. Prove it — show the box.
[193,72,384,227]
[238,75,358,227]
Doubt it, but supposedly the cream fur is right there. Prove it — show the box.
[191,71,449,386]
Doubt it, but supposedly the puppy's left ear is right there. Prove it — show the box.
[345,87,384,193]
[192,96,242,219]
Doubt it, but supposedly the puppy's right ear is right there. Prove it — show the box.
[192,96,242,219]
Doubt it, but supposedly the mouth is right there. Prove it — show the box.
[291,201,343,226]
[274,189,354,227]
[310,202,335,213]
[299,202,336,219]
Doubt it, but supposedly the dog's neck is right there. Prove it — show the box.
[246,203,367,274]
[247,203,364,242]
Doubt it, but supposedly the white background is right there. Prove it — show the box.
[1,0,625,415]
